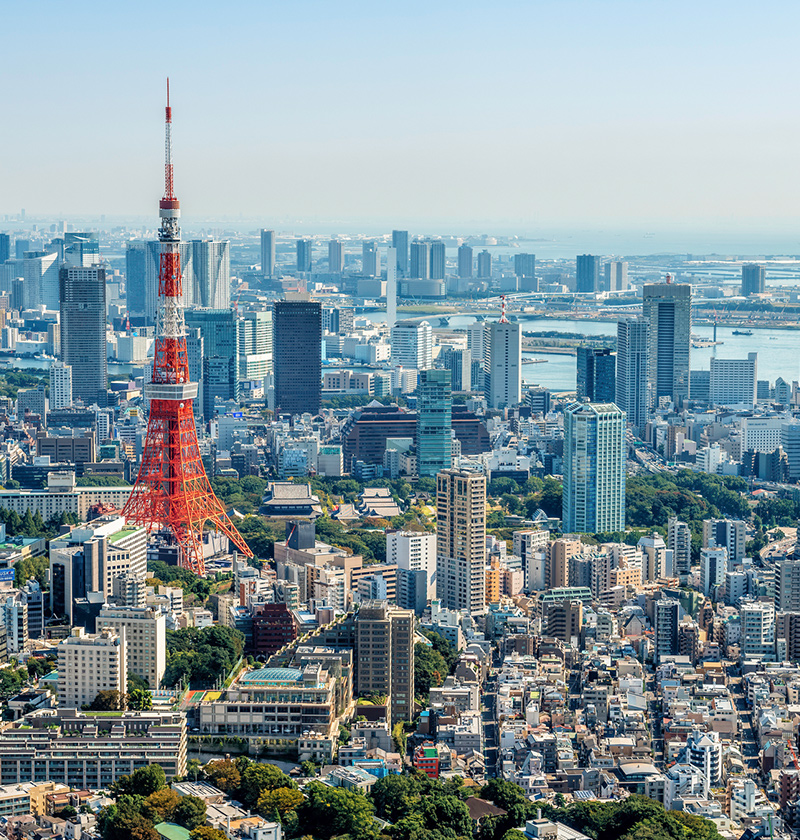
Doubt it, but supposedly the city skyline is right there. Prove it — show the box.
[2,1,800,242]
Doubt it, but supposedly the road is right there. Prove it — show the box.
[728,671,762,774]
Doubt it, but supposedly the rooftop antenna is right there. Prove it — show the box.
[499,295,509,324]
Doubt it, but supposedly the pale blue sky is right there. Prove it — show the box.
[2,0,799,233]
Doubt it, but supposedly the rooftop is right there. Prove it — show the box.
[239,668,304,685]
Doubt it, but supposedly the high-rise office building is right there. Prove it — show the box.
[362,241,379,276]
[386,246,397,330]
[184,309,242,419]
[417,369,452,478]
[238,309,273,382]
[576,348,616,402]
[562,402,626,533]
[273,299,322,417]
[457,244,473,279]
[709,354,757,407]
[50,361,73,410]
[476,249,491,278]
[64,232,100,267]
[440,348,472,392]
[390,321,433,370]
[409,240,430,279]
[260,229,275,277]
[654,599,680,664]
[328,239,344,274]
[603,260,628,292]
[741,264,765,296]
[514,253,537,292]
[576,254,600,293]
[392,230,409,276]
[667,517,692,577]
[191,240,230,309]
[436,469,487,616]
[296,238,312,273]
[23,251,59,309]
[60,265,107,408]
[0,234,9,264]
[354,601,414,725]
[15,239,30,260]
[125,242,147,320]
[483,319,521,409]
[616,317,649,429]
[545,600,583,644]
[643,280,692,407]
[429,241,446,280]
[58,627,127,710]
[703,519,746,564]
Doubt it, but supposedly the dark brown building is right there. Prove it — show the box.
[252,603,297,656]
[340,403,489,466]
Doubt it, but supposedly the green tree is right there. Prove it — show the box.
[90,690,125,711]
[112,765,166,798]
[238,762,294,810]
[296,781,376,840]
[174,795,207,830]
[141,788,180,823]
[257,787,304,818]
[299,760,318,777]
[202,759,241,794]
[190,829,228,840]
[127,672,150,692]
[414,643,448,697]
[128,688,153,711]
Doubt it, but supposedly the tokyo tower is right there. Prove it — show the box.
[122,81,252,575]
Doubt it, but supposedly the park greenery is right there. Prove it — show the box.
[0,370,48,400]
[415,630,459,699]
[0,507,79,541]
[162,625,244,689]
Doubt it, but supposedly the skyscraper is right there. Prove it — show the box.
[429,241,446,280]
[386,246,397,330]
[457,244,473,279]
[392,230,409,276]
[576,348,616,402]
[483,319,521,409]
[440,348,472,392]
[273,299,322,417]
[616,317,649,429]
[667,516,692,577]
[514,253,537,292]
[50,361,73,410]
[0,234,9,264]
[238,309,273,383]
[125,243,147,321]
[390,321,433,370]
[59,265,107,407]
[362,241,379,276]
[709,354,757,407]
[296,238,312,273]
[436,469,486,615]
[703,519,746,564]
[184,309,242,419]
[643,280,692,407]
[328,239,344,274]
[604,260,628,292]
[260,229,275,277]
[576,254,600,293]
[741,264,765,296]
[191,240,230,309]
[562,402,626,533]
[64,232,100,267]
[409,240,430,279]
[417,369,452,477]
[23,251,59,309]
[476,249,491,279]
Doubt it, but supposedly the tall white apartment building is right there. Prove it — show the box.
[638,534,669,581]
[436,470,486,616]
[562,402,626,534]
[483,320,521,410]
[58,627,127,709]
[709,353,757,407]
[98,605,166,690]
[740,600,775,659]
[388,531,437,609]
[741,417,783,454]
[49,362,73,410]
[703,519,746,564]
[700,542,728,597]
[390,321,433,370]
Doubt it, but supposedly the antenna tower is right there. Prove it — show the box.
[122,81,252,575]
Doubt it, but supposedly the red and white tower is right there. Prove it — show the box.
[122,82,252,575]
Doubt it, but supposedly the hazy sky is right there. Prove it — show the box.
[3,0,799,234]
